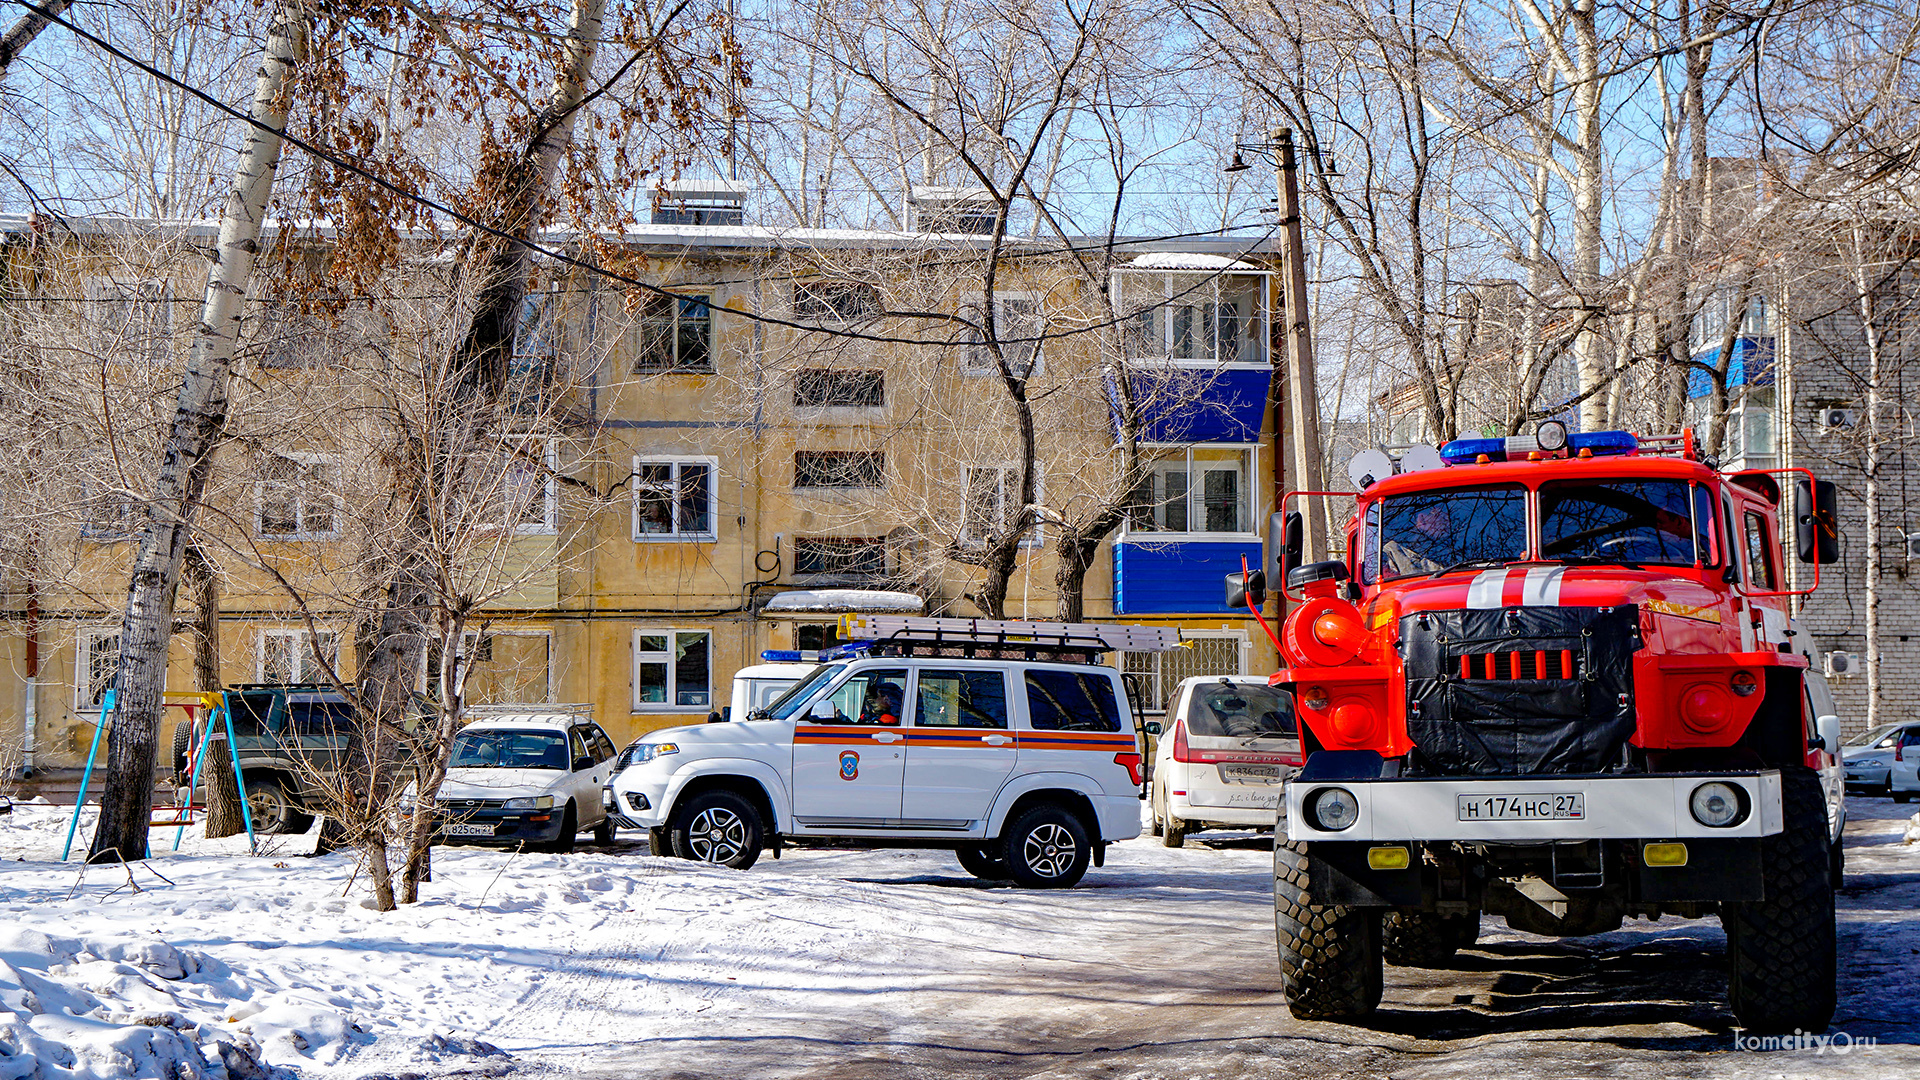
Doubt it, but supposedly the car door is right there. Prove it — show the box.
[901,667,1018,827]
[791,666,910,826]
[566,726,605,826]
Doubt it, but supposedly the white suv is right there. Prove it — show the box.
[610,639,1150,888]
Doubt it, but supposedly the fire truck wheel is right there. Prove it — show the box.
[1274,840,1384,1020]
[1724,768,1837,1034]
[1382,911,1479,968]
[955,843,1010,880]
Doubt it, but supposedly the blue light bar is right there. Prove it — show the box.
[1567,430,1639,456]
[1439,437,1507,465]
[820,641,873,660]
[760,650,803,662]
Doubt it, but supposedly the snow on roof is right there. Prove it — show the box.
[1125,252,1263,271]
[762,589,926,614]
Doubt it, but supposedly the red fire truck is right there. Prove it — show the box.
[1232,423,1844,1032]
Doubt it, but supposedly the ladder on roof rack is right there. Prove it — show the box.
[841,614,1184,656]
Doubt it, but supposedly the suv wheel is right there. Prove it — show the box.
[956,843,1009,881]
[671,791,764,870]
[244,779,312,835]
[1001,805,1091,888]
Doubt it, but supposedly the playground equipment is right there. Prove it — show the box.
[61,689,257,861]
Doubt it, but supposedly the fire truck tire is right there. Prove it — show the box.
[1274,840,1384,1020]
[1382,911,1479,968]
[1723,768,1837,1034]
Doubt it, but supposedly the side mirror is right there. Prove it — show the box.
[1143,721,1163,736]
[1795,478,1839,564]
[573,756,593,773]
[1814,714,1842,755]
[707,711,723,724]
[1226,569,1266,611]
[810,699,839,721]
[1274,510,1304,584]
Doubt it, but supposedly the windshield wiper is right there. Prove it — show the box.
[1553,553,1645,571]
[1427,557,1513,579]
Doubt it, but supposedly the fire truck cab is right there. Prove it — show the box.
[1237,424,1843,1033]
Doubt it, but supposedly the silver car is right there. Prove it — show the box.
[1843,723,1920,794]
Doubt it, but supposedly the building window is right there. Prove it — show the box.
[793,537,887,578]
[80,476,138,541]
[482,437,557,534]
[795,622,845,652]
[259,629,338,684]
[86,277,173,365]
[962,465,1043,546]
[962,295,1042,378]
[634,629,710,709]
[1121,631,1247,714]
[1118,271,1268,365]
[1127,447,1255,535]
[794,450,885,489]
[631,293,713,373]
[75,628,120,711]
[634,457,717,540]
[256,454,338,540]
[794,368,885,408]
[793,281,881,322]
[458,630,552,704]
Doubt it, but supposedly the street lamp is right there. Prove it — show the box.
[1224,130,1328,566]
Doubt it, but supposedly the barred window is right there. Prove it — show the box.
[793,282,880,322]
[794,369,885,408]
[793,537,887,577]
[795,450,884,489]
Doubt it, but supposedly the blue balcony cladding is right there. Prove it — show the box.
[1114,540,1265,615]
[1106,368,1272,444]
[1687,337,1775,399]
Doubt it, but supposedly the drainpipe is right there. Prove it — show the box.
[22,583,38,778]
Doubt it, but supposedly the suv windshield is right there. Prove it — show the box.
[762,664,838,720]
[1186,683,1295,738]
[1373,484,1526,580]
[1540,480,1707,566]
[450,729,570,769]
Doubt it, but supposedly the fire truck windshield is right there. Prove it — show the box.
[1370,484,1527,581]
[1539,480,1710,567]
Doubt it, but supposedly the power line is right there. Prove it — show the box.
[11,0,1284,353]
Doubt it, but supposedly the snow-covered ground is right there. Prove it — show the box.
[3,796,1918,1080]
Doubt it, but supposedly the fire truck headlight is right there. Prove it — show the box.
[1536,419,1569,452]
[1306,787,1360,831]
[1689,782,1748,828]
[1729,670,1759,697]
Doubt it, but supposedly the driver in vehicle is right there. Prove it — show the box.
[860,681,903,726]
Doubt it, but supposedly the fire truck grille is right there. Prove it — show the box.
[1400,605,1642,776]
[1455,649,1581,681]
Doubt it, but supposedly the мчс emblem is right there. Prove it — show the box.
[839,750,860,781]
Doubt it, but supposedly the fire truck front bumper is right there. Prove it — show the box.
[1284,768,1785,843]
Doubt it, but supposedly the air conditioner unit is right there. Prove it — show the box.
[1819,408,1857,430]
[1825,651,1861,677]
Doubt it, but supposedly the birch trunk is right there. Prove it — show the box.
[88,5,306,863]
[1853,228,1883,728]
[183,545,245,838]
[0,0,74,80]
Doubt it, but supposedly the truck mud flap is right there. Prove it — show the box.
[1308,841,1423,907]
[1635,837,1763,902]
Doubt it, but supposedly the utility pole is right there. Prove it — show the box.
[1274,130,1327,563]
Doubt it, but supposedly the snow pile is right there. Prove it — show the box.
[1905,812,1920,845]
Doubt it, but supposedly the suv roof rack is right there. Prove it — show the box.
[840,615,1184,665]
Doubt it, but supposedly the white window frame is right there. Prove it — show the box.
[255,452,341,541]
[456,628,554,704]
[632,455,719,542]
[74,627,120,712]
[1121,628,1250,715]
[961,463,1044,547]
[632,628,713,711]
[1122,444,1262,539]
[257,628,340,685]
[85,276,174,365]
[488,436,558,535]
[961,293,1044,379]
[1116,269,1272,368]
